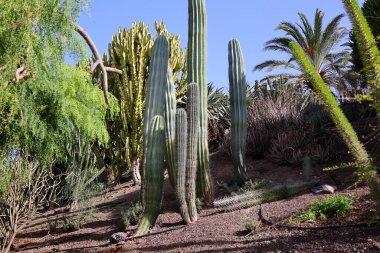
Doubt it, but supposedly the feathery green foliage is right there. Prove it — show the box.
[1,64,117,164]
[0,0,89,85]
[343,0,380,114]
[289,41,371,175]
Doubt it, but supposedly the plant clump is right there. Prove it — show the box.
[289,195,354,223]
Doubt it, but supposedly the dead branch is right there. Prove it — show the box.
[3,66,31,88]
[73,23,123,104]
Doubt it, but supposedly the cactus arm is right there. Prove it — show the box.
[228,39,249,183]
[165,68,177,187]
[175,109,191,223]
[135,116,166,236]
[188,0,213,205]
[186,83,200,222]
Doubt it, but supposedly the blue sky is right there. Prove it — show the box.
[78,0,365,90]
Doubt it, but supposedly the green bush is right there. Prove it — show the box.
[61,217,82,232]
[244,220,257,236]
[289,195,353,223]
[120,202,143,230]
[311,195,353,219]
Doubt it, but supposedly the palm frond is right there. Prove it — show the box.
[276,22,308,50]
[254,60,300,72]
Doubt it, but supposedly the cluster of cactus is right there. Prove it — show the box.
[173,83,200,223]
[136,32,202,234]
[228,39,249,183]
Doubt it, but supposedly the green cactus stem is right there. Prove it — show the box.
[175,109,191,224]
[228,39,249,183]
[165,68,177,187]
[135,115,166,236]
[141,35,169,205]
[186,82,200,222]
[188,0,213,205]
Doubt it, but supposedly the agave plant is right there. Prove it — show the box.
[254,9,356,95]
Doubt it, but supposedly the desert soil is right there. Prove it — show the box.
[12,153,380,253]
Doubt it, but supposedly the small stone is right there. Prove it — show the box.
[311,184,337,194]
[110,232,130,243]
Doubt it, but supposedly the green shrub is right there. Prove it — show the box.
[120,202,143,230]
[195,198,204,211]
[61,217,82,232]
[289,195,353,223]
[47,219,59,234]
[244,220,257,236]
[311,195,353,219]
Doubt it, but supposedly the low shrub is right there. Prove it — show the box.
[120,202,143,230]
[245,83,336,165]
[0,155,56,253]
[289,195,354,223]
[244,220,257,236]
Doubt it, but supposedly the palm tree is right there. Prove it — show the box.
[254,9,354,95]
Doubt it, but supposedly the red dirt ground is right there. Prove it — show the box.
[12,154,380,253]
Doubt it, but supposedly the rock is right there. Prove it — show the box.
[110,232,130,243]
[311,184,337,194]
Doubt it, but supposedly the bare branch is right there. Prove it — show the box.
[90,60,101,74]
[105,67,123,75]
[3,66,31,88]
[73,23,123,104]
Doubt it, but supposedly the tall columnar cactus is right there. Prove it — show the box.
[141,35,169,206]
[165,68,177,187]
[135,115,166,236]
[186,82,200,222]
[228,39,249,183]
[188,0,213,205]
[289,41,371,171]
[342,0,380,117]
[175,109,191,224]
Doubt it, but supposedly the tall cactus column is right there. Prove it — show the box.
[165,68,177,187]
[228,39,249,183]
[188,0,213,205]
[175,109,191,224]
[135,116,166,236]
[186,83,200,222]
[141,35,169,207]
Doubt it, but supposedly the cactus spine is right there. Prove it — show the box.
[188,0,213,205]
[165,68,177,187]
[228,39,249,183]
[141,35,169,210]
[175,109,191,223]
[135,115,166,236]
[186,83,200,222]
